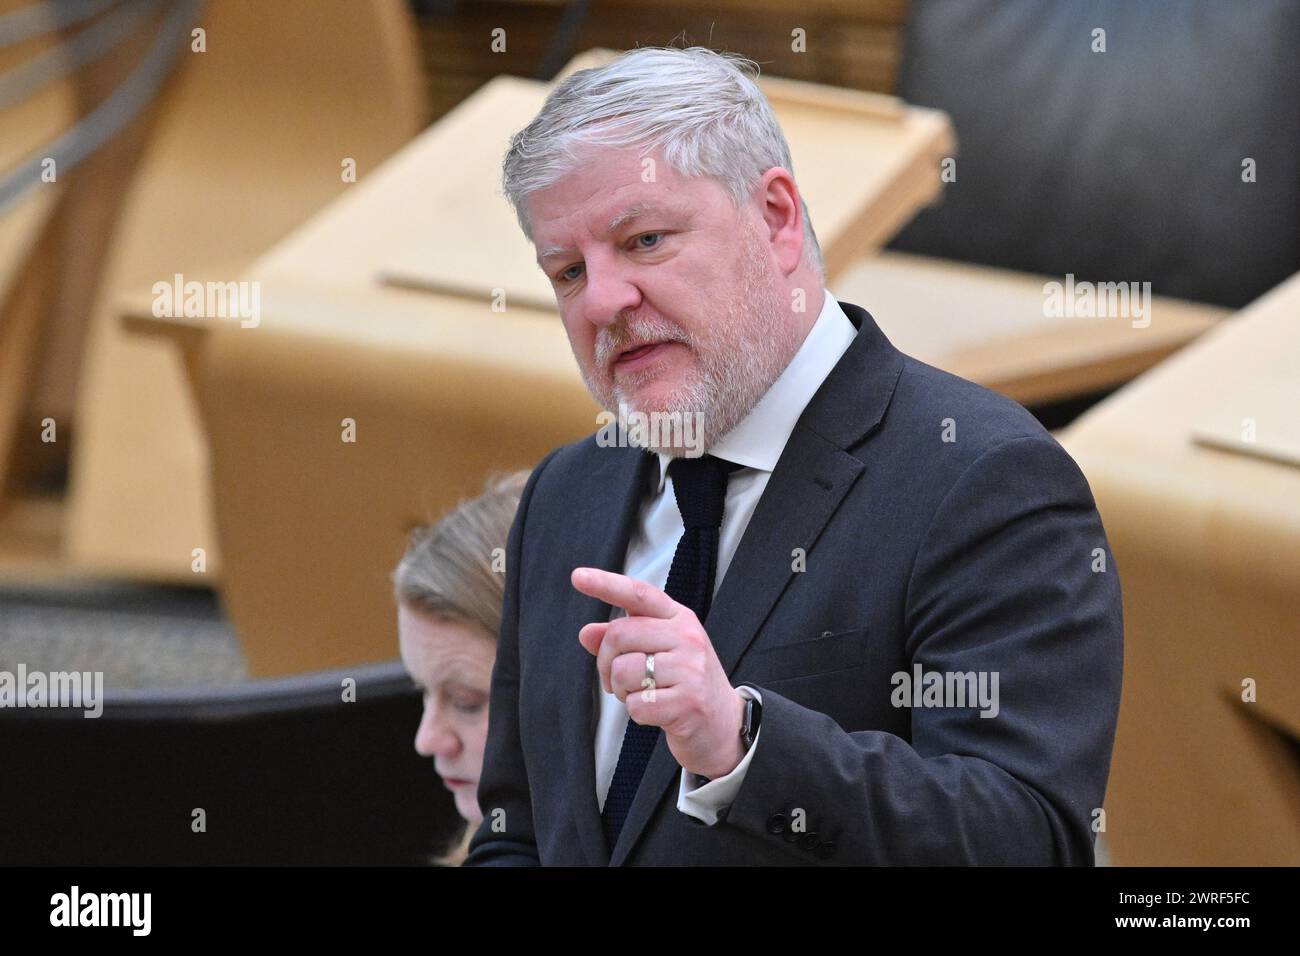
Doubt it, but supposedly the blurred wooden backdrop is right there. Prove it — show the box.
[411,0,908,124]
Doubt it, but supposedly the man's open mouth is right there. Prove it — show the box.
[619,342,658,361]
[614,340,673,369]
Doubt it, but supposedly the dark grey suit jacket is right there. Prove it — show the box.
[465,300,1123,866]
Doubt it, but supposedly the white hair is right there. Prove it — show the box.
[501,45,825,279]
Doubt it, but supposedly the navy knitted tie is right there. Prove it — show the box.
[600,453,741,850]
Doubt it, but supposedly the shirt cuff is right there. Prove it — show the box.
[676,685,763,825]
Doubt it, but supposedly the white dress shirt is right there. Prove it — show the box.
[593,287,859,826]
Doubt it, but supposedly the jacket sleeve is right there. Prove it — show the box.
[463,449,561,866]
[717,434,1124,864]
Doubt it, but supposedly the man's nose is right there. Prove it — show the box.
[414,702,459,759]
[578,250,642,329]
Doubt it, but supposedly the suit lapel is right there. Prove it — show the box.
[606,300,905,866]
[552,440,658,866]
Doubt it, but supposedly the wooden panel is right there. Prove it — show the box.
[0,29,78,503]
[63,0,428,584]
[413,0,910,127]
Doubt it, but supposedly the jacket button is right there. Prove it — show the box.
[814,841,836,859]
[765,812,786,834]
[782,828,802,844]
[799,831,819,850]
[716,805,731,824]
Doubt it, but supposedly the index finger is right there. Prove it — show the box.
[571,567,678,620]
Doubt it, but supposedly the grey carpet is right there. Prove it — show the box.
[0,580,247,689]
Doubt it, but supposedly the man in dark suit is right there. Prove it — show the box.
[466,46,1122,865]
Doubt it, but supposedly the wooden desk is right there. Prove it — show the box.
[834,253,1225,406]
[265,60,955,304]
[1058,271,1300,865]
[125,279,597,677]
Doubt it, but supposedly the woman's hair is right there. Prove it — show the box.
[500,44,825,281]
[391,467,531,866]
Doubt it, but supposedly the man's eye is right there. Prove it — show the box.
[553,233,665,284]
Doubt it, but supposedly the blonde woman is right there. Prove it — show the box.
[391,470,530,866]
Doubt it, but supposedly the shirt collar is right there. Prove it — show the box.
[652,288,858,494]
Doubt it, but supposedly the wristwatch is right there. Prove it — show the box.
[740,692,762,751]
[695,693,762,787]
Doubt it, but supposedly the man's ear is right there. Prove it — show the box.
[756,167,805,275]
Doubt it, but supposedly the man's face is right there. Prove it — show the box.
[527,145,801,454]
